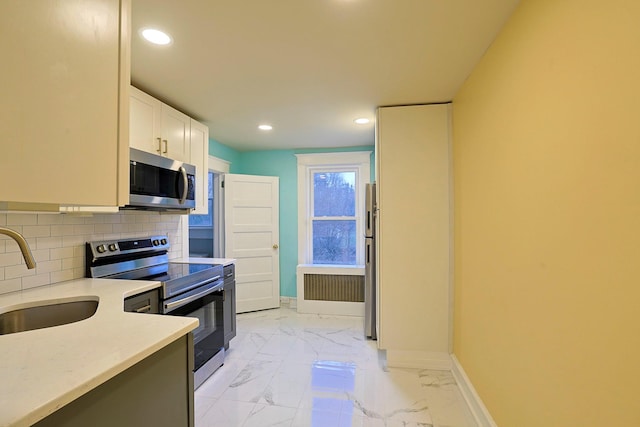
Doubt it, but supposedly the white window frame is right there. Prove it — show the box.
[296,152,371,266]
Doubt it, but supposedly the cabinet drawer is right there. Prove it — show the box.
[124,289,160,314]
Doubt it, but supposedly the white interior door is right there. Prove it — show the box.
[224,174,280,313]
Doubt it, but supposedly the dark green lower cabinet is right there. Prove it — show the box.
[35,334,194,427]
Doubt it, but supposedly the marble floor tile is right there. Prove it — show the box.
[195,307,475,427]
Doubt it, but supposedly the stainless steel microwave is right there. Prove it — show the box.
[125,148,196,211]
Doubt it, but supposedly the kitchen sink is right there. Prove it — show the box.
[0,298,99,335]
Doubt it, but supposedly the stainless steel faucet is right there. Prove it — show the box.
[0,226,36,269]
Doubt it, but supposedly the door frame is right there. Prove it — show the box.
[181,155,230,259]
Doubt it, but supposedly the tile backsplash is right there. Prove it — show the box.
[0,211,185,295]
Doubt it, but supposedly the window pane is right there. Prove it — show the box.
[312,220,356,264]
[313,172,356,217]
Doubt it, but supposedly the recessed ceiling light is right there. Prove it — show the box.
[354,118,370,125]
[141,28,172,45]
[258,124,273,131]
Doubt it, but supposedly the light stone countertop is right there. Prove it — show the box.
[0,278,198,427]
[173,257,236,266]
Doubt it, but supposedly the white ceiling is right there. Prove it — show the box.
[131,0,520,152]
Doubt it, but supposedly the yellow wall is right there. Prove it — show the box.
[452,0,640,425]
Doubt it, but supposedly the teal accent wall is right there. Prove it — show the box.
[207,140,375,298]
[208,138,241,172]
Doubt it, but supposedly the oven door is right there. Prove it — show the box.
[165,286,225,376]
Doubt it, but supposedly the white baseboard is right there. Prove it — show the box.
[280,296,297,309]
[385,350,452,371]
[451,354,498,427]
[296,299,364,316]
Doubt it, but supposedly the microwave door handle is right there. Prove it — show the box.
[178,166,188,205]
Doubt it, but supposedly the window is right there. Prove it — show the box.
[188,172,214,227]
[297,152,371,265]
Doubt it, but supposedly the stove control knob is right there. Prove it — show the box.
[153,239,160,246]
[96,244,107,254]
[161,238,167,245]
[108,244,118,252]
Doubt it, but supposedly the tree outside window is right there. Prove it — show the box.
[311,170,357,264]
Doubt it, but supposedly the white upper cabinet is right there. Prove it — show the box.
[130,86,162,155]
[161,105,191,163]
[129,86,190,163]
[0,0,130,208]
[190,119,210,215]
[129,86,210,213]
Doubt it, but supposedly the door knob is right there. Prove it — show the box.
[273,244,279,249]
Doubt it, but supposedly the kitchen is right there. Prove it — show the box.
[2,1,639,426]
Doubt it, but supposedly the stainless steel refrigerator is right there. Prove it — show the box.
[364,182,377,339]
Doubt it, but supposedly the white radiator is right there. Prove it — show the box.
[296,264,365,316]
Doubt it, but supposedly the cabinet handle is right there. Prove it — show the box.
[156,137,162,154]
[135,304,151,313]
[179,166,188,205]
[162,139,168,154]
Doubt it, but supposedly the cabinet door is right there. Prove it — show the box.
[130,86,162,155]
[0,0,130,207]
[161,104,191,162]
[190,119,209,214]
[377,104,451,355]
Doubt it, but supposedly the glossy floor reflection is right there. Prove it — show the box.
[195,307,475,427]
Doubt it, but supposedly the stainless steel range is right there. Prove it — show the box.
[86,235,225,388]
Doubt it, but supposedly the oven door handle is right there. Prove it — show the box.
[164,280,223,313]
[169,275,221,297]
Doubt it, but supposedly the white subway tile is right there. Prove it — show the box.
[6,214,37,225]
[0,279,21,295]
[36,260,62,273]
[61,235,85,248]
[22,225,51,238]
[72,224,95,235]
[32,249,51,262]
[73,246,85,258]
[50,247,74,260]
[5,264,36,280]
[50,224,75,237]
[50,269,75,283]
[0,252,21,266]
[22,273,51,290]
[62,257,83,270]
[36,236,63,249]
[62,215,86,225]
[142,223,156,232]
[112,223,128,233]
[94,223,114,234]
[83,215,106,224]
[121,214,137,224]
[72,267,85,279]
[37,214,64,225]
